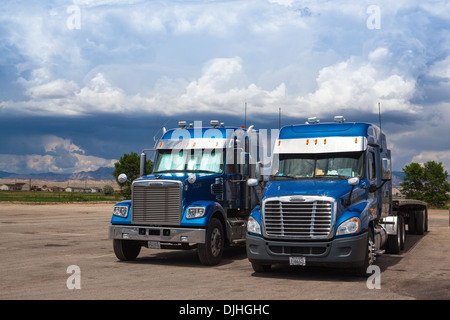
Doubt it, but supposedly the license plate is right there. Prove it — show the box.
[148,241,161,249]
[289,256,306,266]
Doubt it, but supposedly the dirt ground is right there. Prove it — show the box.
[0,203,449,302]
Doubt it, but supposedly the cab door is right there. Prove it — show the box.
[367,147,382,219]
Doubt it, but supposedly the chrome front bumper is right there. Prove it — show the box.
[109,225,206,244]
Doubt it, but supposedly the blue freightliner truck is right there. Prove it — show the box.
[246,116,428,275]
[109,120,264,265]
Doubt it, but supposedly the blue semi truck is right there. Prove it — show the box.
[246,116,428,275]
[109,120,264,265]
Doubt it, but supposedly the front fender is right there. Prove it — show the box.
[335,198,377,235]
[110,200,132,225]
[249,205,262,223]
[181,201,225,227]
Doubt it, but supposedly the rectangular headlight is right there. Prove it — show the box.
[186,207,205,219]
[113,206,128,218]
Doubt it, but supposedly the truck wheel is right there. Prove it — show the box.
[387,217,402,254]
[354,230,374,277]
[113,239,141,261]
[198,218,224,266]
[399,216,405,250]
[251,262,271,273]
[415,210,425,235]
[408,213,416,234]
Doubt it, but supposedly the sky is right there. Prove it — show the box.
[0,0,449,174]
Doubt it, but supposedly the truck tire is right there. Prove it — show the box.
[113,239,141,261]
[387,217,403,254]
[198,218,224,266]
[415,210,425,235]
[399,216,405,250]
[408,213,416,234]
[354,230,374,277]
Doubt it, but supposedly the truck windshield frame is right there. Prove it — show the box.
[270,151,365,180]
[153,148,225,174]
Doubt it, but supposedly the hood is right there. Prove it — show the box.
[264,179,354,201]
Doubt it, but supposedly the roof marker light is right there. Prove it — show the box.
[306,117,320,124]
[334,116,346,123]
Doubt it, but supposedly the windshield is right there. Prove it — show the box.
[270,152,364,180]
[153,149,224,174]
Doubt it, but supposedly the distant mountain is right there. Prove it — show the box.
[0,171,13,179]
[392,171,405,188]
[1,167,115,181]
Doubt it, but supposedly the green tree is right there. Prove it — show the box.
[401,161,449,208]
[400,162,424,200]
[112,152,153,199]
[422,161,450,208]
[103,185,114,196]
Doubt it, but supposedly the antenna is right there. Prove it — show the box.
[378,102,382,131]
[278,107,281,129]
[244,102,247,128]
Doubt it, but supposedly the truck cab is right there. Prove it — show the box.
[246,117,399,274]
[109,121,264,265]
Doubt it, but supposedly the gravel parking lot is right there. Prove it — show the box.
[0,203,449,302]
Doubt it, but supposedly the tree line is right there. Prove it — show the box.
[401,161,449,208]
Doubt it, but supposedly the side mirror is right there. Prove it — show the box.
[346,177,360,206]
[348,177,360,186]
[247,178,258,187]
[381,158,391,181]
[118,173,128,184]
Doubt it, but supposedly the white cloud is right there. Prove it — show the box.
[0,135,116,174]
[290,50,419,117]
[0,51,420,119]
[25,79,79,99]
[268,0,294,6]
[412,151,450,171]
[428,55,450,79]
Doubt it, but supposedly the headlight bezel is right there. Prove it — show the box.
[186,206,206,219]
[113,205,129,218]
[336,217,360,236]
[247,215,262,235]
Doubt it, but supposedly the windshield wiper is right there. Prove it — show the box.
[189,170,219,174]
[153,170,186,174]
[315,174,348,179]
[270,175,305,180]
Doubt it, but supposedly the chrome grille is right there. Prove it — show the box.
[132,181,182,225]
[263,197,334,239]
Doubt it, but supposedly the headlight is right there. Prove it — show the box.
[113,206,128,218]
[186,207,206,219]
[336,217,360,236]
[247,216,261,235]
